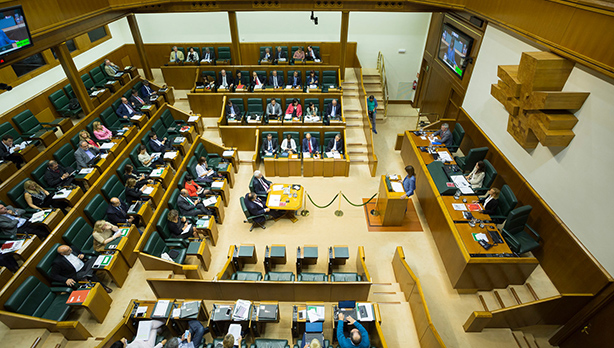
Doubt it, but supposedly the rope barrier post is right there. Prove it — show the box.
[301,190,310,216]
[370,192,380,216]
[334,190,344,217]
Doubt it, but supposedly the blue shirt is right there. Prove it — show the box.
[337,320,369,348]
[403,175,416,197]
[0,30,15,46]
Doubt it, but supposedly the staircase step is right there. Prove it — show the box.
[512,331,531,348]
[523,333,539,348]
[40,333,67,348]
[477,291,499,312]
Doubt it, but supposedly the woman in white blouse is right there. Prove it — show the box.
[186,47,199,62]
[281,134,297,154]
[137,145,164,167]
[465,161,485,189]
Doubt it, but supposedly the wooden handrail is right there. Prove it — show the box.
[356,65,378,177]
[376,51,389,119]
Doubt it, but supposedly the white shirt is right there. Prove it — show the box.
[258,178,269,191]
[484,195,493,206]
[281,138,297,152]
[330,105,336,116]
[333,140,338,151]
[195,164,212,178]
[64,253,84,272]
[222,75,228,87]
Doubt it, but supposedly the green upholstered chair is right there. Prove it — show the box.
[100,106,129,130]
[251,339,290,348]
[216,47,231,64]
[324,131,339,146]
[101,175,126,203]
[322,70,336,77]
[98,63,116,81]
[89,67,111,89]
[0,123,26,143]
[156,208,190,246]
[81,74,98,91]
[330,273,362,282]
[143,231,187,264]
[231,271,263,281]
[490,184,518,223]
[7,178,38,213]
[84,194,108,225]
[36,243,65,285]
[294,339,330,348]
[31,160,56,191]
[4,276,72,321]
[130,146,150,171]
[240,196,267,231]
[62,217,97,256]
[260,131,279,157]
[304,98,319,111]
[53,143,77,170]
[455,147,489,172]
[122,89,132,100]
[229,98,245,113]
[247,98,264,116]
[473,159,497,195]
[187,46,201,57]
[12,110,57,139]
[49,89,82,118]
[298,273,328,282]
[111,98,122,113]
[86,117,103,137]
[161,109,187,131]
[207,339,247,348]
[322,75,337,89]
[449,123,465,153]
[63,84,75,99]
[264,272,295,281]
[116,158,150,184]
[186,157,199,182]
[259,46,273,64]
[501,206,541,254]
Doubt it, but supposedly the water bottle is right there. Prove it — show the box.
[454,189,461,200]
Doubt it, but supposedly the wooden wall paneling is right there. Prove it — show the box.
[160,66,199,89]
[339,11,349,80]
[228,11,242,65]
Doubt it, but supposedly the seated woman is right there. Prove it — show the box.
[23,180,68,212]
[195,156,220,183]
[92,220,121,252]
[184,174,212,199]
[79,130,100,148]
[166,209,198,239]
[304,102,319,122]
[92,121,113,142]
[123,164,151,189]
[137,145,165,167]
[476,187,500,215]
[281,133,297,154]
[235,70,246,90]
[125,178,149,205]
[285,98,302,121]
[293,47,305,62]
[306,70,318,87]
[465,161,485,189]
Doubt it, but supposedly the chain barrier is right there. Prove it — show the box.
[306,192,339,209]
[341,192,378,207]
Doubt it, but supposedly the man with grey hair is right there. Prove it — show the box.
[164,319,205,348]
[252,170,272,197]
[274,46,287,64]
[169,46,184,63]
[431,123,453,147]
[75,140,100,169]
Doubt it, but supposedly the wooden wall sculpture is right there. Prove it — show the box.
[491,51,589,148]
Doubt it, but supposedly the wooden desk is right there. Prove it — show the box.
[289,154,301,176]
[125,66,138,79]
[14,143,39,163]
[441,195,491,222]
[291,302,324,338]
[194,216,219,246]
[66,283,112,323]
[129,201,154,227]
[32,209,65,233]
[217,162,234,188]
[203,195,225,226]
[105,80,120,93]
[188,115,203,135]
[178,125,197,144]
[117,125,137,143]
[96,252,130,287]
[75,168,101,190]
[105,226,140,267]
[160,87,175,105]
[0,161,17,182]
[95,88,111,105]
[250,301,279,337]
[161,66,199,90]
[5,235,41,261]
[409,132,446,148]
[264,156,276,177]
[236,244,258,264]
[266,183,304,211]
[223,150,240,173]
[211,179,229,207]
[118,73,130,85]
[187,241,212,271]
[163,151,181,171]
[141,103,157,119]
[456,223,513,256]
[129,114,148,128]
[172,138,191,157]
[142,182,164,208]
[150,166,173,189]
[53,186,83,207]
[375,175,406,226]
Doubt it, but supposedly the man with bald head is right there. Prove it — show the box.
[50,244,112,292]
[106,197,134,226]
[115,96,142,120]
[44,160,74,188]
[177,189,211,217]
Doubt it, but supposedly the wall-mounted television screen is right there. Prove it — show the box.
[0,6,33,59]
[437,23,473,79]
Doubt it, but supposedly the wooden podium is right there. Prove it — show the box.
[375,175,407,226]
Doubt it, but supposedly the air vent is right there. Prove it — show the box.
[190,2,219,8]
[375,2,404,9]
[253,1,281,9]
[314,1,343,9]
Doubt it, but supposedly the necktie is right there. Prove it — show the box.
[137,96,144,104]
[223,76,227,87]
[185,196,195,206]
[206,53,209,60]
[308,140,312,153]
[260,178,269,190]
[268,141,272,151]
[274,77,278,88]
[175,52,177,61]
[332,106,335,116]
[126,104,134,114]
[334,141,337,151]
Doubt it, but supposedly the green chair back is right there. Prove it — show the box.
[32,161,50,189]
[36,243,62,283]
[63,84,75,98]
[84,194,108,225]
[168,189,181,211]
[282,131,299,141]
[156,208,172,240]
[143,231,169,258]
[111,98,122,112]
[304,98,319,110]
[62,217,95,255]
[101,175,126,202]
[229,98,245,113]
[7,178,31,209]
[496,184,518,218]
[457,147,489,172]
[53,143,77,169]
[12,110,42,134]
[100,106,121,129]
[4,275,72,321]
[0,123,23,142]
[450,123,465,152]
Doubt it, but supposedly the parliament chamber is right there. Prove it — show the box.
[0,1,613,348]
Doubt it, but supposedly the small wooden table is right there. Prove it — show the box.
[187,115,203,135]
[128,201,154,227]
[159,87,175,105]
[53,186,84,207]
[75,168,101,190]
[66,283,112,323]
[187,240,212,271]
[210,179,229,207]
[266,183,304,222]
[105,80,120,93]
[141,104,157,119]
[32,209,65,233]
[116,125,137,143]
[236,244,258,265]
[203,195,225,226]
[129,114,148,128]
[95,252,130,287]
[142,182,164,208]
[95,88,111,104]
[162,150,181,170]
[14,144,39,163]
[172,137,191,156]
[222,150,239,173]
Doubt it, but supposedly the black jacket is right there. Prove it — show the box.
[130,95,146,110]
[326,138,344,154]
[217,74,234,87]
[252,176,272,195]
[44,164,73,188]
[125,187,143,205]
[260,138,279,154]
[50,247,84,283]
[479,196,499,215]
[244,194,268,223]
[106,201,130,225]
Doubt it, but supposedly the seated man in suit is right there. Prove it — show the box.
[0,204,49,240]
[252,170,272,196]
[430,123,453,147]
[225,100,240,119]
[140,80,158,100]
[75,140,100,169]
[326,99,341,119]
[104,59,122,77]
[130,89,148,111]
[169,46,184,63]
[217,69,234,90]
[50,244,112,293]
[251,71,264,90]
[302,132,320,155]
[244,192,285,225]
[261,47,272,62]
[149,132,171,152]
[274,46,287,64]
[268,70,284,89]
[0,135,24,169]
[266,98,282,120]
[106,197,135,226]
[116,97,142,120]
[201,47,215,63]
[261,133,279,156]
[326,133,345,154]
[177,189,212,217]
[305,45,320,61]
[290,71,302,89]
[44,160,74,189]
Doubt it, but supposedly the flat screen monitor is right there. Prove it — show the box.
[0,6,33,59]
[437,23,473,79]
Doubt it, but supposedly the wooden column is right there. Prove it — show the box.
[339,11,350,81]
[228,11,242,65]
[127,14,153,81]
[53,43,95,115]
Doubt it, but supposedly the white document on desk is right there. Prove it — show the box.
[153,300,170,317]
[437,151,453,162]
[271,184,283,191]
[228,324,242,342]
[268,194,281,207]
[164,151,177,159]
[451,175,474,194]
[211,181,224,189]
[307,306,325,323]
[100,142,114,150]
[452,203,467,211]
[79,168,94,175]
[135,320,152,340]
[203,196,217,207]
[390,182,405,193]
[222,150,234,157]
[188,116,199,122]
[356,303,374,321]
[142,186,154,195]
[53,188,71,199]
[130,115,142,120]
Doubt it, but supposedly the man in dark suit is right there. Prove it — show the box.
[431,123,454,147]
[75,141,100,169]
[149,132,171,152]
[290,71,301,88]
[177,189,211,217]
[50,244,112,292]
[225,100,240,119]
[326,133,345,154]
[244,192,285,226]
[252,170,271,197]
[44,160,74,188]
[115,97,142,119]
[261,47,272,62]
[0,204,49,240]
[217,69,234,89]
[305,45,320,61]
[0,135,24,169]
[140,80,158,100]
[274,46,287,64]
[325,99,341,119]
[261,133,279,155]
[268,70,284,88]
[302,133,320,155]
[106,197,135,225]
[129,89,148,111]
[201,47,215,63]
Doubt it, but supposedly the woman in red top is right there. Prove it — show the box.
[285,98,302,121]
[79,130,100,148]
[184,174,213,198]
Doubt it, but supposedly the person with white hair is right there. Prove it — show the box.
[430,123,453,147]
[169,46,184,62]
[252,170,271,197]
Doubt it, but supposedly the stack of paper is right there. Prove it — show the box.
[268,195,281,207]
[232,299,251,320]
[130,115,142,120]
[150,168,164,177]
[53,188,71,199]
[228,324,242,341]
[164,152,177,159]
[188,116,199,122]
[79,168,94,175]
[152,300,170,317]
[1,240,24,254]
[142,186,154,195]
[356,303,374,321]
[135,321,152,340]
[100,142,114,150]
[203,196,217,207]
[173,137,186,143]
[390,181,404,193]
[222,150,234,157]
[452,203,467,211]
[29,210,49,223]
[211,181,224,189]
[437,151,453,162]
[307,306,324,322]
[451,175,474,194]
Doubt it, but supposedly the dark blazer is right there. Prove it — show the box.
[0,142,11,161]
[251,75,264,88]
[130,95,146,110]
[275,50,287,61]
[44,164,73,188]
[252,176,272,195]
[244,194,268,223]
[268,75,284,87]
[49,247,84,284]
[325,103,341,118]
[302,137,320,154]
[140,85,156,99]
[326,138,344,154]
[306,75,318,86]
[125,187,143,205]
[149,138,167,153]
[479,196,499,215]
[226,104,240,117]
[261,138,279,154]
[290,75,302,87]
[177,195,201,216]
[106,201,130,225]
[115,103,139,119]
[201,50,215,61]
[260,51,272,61]
[217,74,234,87]
[433,129,453,147]
[305,49,320,61]
[168,220,190,239]
[124,172,148,189]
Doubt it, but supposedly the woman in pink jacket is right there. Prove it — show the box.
[92,121,113,141]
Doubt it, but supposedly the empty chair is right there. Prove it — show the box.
[297,273,328,281]
[89,67,111,88]
[216,47,231,64]
[448,123,465,153]
[231,271,262,281]
[100,106,130,130]
[501,206,541,254]
[48,90,82,118]
[83,194,108,225]
[264,272,295,281]
[142,231,187,264]
[455,147,489,172]
[4,276,72,321]
[12,110,58,140]
[330,273,362,282]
